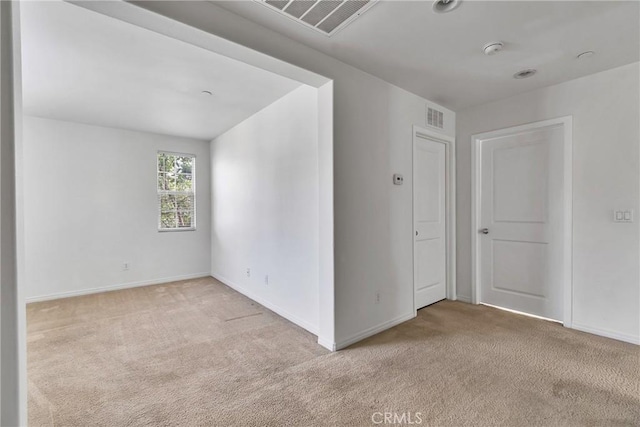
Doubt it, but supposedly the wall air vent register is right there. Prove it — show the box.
[427,107,444,129]
[257,0,379,37]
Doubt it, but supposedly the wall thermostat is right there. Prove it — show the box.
[393,174,404,185]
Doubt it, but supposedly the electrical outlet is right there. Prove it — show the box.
[265,275,269,285]
[614,210,634,223]
[375,292,380,304]
[246,268,251,277]
[123,262,130,271]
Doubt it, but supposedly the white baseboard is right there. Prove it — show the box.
[317,336,336,352]
[26,272,212,303]
[335,312,416,350]
[211,272,319,336]
[570,322,639,345]
[455,295,472,303]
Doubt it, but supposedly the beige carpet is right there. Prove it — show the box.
[28,277,639,426]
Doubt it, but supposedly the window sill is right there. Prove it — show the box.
[158,227,196,232]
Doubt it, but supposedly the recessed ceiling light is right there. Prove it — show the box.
[201,90,213,96]
[483,42,504,56]
[433,0,462,14]
[513,69,537,79]
[577,51,595,60]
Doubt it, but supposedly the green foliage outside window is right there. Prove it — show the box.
[157,153,195,229]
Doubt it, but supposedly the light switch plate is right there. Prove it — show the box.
[614,209,634,223]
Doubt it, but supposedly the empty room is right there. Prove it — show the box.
[0,0,638,426]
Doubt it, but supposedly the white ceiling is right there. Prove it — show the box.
[20,1,303,140]
[215,0,640,110]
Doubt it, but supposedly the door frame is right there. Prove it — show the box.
[412,125,456,313]
[471,116,573,327]
[2,1,28,424]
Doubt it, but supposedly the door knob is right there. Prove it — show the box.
[480,228,489,234]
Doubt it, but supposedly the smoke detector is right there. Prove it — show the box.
[483,42,504,56]
[433,0,461,14]
[513,69,537,79]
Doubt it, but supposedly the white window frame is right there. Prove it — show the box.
[157,150,197,232]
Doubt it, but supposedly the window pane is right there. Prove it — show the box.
[160,194,176,212]
[176,212,192,228]
[157,173,167,191]
[160,212,177,228]
[177,157,193,174]
[175,174,192,191]
[176,195,193,211]
[159,154,175,172]
[166,174,178,191]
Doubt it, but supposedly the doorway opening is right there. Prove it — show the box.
[10,1,335,424]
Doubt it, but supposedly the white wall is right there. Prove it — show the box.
[456,62,640,344]
[210,85,320,333]
[23,116,211,301]
[316,81,335,347]
[133,1,455,349]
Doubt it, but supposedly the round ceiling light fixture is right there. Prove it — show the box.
[483,42,504,56]
[201,90,213,96]
[513,69,537,79]
[433,0,462,14]
[577,51,595,60]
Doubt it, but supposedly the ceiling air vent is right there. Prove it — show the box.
[256,0,379,37]
[427,107,444,129]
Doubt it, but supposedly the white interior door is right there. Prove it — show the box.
[414,136,446,310]
[479,125,564,320]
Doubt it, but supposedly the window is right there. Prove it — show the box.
[157,152,195,231]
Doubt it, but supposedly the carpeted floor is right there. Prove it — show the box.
[28,277,639,426]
